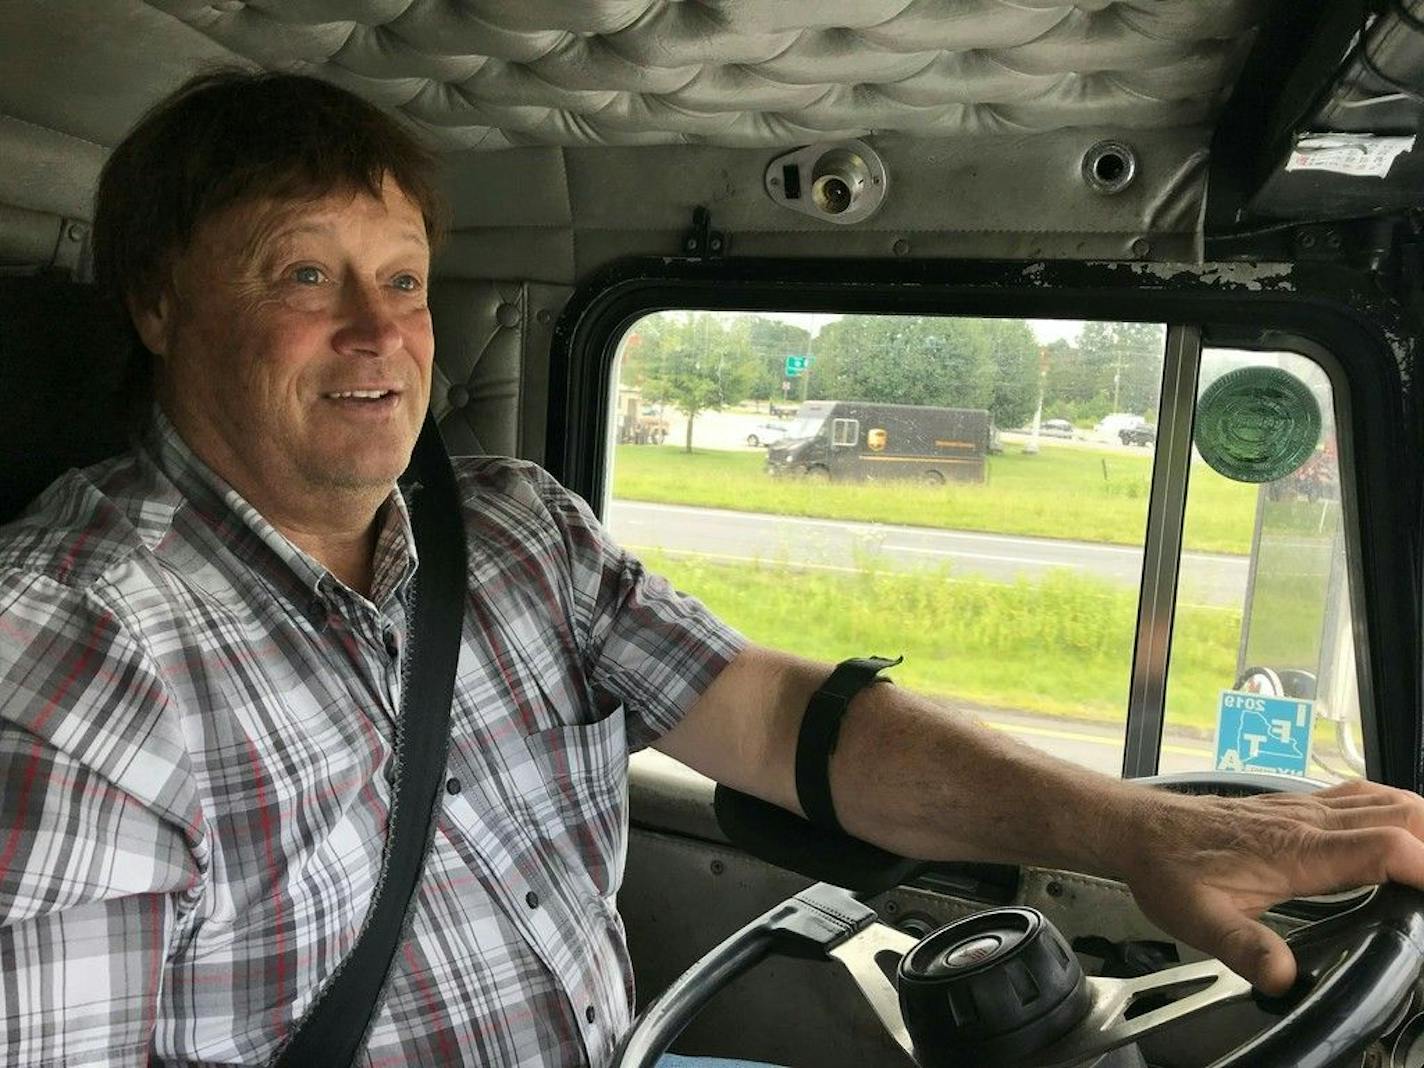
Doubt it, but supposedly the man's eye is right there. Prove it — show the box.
[291,266,325,285]
[392,273,422,292]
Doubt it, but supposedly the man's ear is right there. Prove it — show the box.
[128,289,172,358]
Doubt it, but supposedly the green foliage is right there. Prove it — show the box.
[643,550,1240,729]
[1043,322,1165,422]
[733,316,813,403]
[796,314,1040,427]
[631,314,759,451]
[622,314,1170,440]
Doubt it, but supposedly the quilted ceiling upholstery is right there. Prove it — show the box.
[0,0,1280,277]
[142,0,1267,149]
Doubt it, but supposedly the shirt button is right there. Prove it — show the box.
[445,776,462,795]
[585,1005,596,1024]
[525,890,540,909]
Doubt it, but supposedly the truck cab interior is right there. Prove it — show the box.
[4,2,1424,1066]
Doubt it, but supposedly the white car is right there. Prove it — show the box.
[746,422,790,447]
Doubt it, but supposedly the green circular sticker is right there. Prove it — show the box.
[1195,367,1321,483]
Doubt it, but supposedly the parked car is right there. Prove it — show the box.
[1120,423,1157,446]
[745,422,789,447]
[1096,413,1147,439]
[1040,418,1076,439]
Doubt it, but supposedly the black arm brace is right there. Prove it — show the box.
[794,655,902,835]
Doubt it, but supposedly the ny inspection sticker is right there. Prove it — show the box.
[1214,690,1315,777]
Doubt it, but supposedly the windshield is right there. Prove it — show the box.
[783,415,826,440]
[604,310,1372,785]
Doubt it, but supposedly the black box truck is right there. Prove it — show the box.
[764,400,989,484]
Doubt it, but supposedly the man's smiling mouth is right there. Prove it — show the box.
[323,389,397,400]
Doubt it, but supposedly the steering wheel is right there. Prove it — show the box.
[615,780,1424,1068]
[615,880,1424,1068]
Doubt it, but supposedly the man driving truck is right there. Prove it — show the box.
[2,69,1423,1067]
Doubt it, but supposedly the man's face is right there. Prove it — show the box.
[135,178,434,518]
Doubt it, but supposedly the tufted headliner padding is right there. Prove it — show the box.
[136,0,1265,150]
[429,278,571,463]
[0,0,1273,276]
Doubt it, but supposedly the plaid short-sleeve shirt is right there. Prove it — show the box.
[0,413,745,1066]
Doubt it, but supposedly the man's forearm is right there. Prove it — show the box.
[827,675,1148,873]
[659,644,1150,875]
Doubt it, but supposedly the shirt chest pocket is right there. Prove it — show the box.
[521,710,630,898]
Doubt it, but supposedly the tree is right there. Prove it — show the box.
[794,314,1038,426]
[1062,321,1166,419]
[731,317,811,406]
[982,318,1040,428]
[640,314,756,451]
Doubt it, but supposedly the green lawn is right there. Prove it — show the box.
[612,444,1261,555]
[618,443,1348,752]
[645,549,1241,733]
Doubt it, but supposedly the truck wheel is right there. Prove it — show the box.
[919,470,946,486]
[746,433,760,447]
[804,465,830,482]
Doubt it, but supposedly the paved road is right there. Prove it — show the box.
[608,500,1249,608]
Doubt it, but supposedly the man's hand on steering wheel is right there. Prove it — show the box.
[1120,779,1424,995]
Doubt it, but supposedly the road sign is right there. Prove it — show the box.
[1213,690,1314,777]
[785,355,810,376]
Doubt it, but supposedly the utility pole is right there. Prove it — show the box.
[1113,332,1123,410]
[1026,347,1048,456]
[800,332,813,403]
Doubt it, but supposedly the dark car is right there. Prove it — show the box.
[1120,423,1157,446]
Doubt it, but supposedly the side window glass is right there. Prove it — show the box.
[1166,348,1362,782]
[607,312,1168,777]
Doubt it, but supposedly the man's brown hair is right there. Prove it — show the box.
[92,68,447,419]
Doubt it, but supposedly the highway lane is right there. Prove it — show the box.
[608,499,1251,608]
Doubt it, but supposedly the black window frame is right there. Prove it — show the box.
[548,256,1420,791]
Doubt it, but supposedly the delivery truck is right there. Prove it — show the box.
[764,400,990,484]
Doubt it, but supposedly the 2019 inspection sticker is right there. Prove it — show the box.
[1214,690,1315,778]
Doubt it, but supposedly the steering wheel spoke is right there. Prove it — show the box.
[1026,961,1252,1067]
[827,922,919,1062]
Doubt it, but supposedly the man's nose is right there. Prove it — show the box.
[333,280,403,358]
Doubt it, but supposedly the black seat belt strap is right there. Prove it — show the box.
[272,414,467,1068]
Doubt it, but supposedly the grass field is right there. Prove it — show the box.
[618,442,1351,762]
[611,443,1262,555]
[644,549,1241,733]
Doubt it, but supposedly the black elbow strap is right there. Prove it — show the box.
[795,655,903,835]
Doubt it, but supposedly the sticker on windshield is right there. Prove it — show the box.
[1286,133,1415,178]
[1214,691,1314,778]
[1194,367,1321,483]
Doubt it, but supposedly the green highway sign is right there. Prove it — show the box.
[785,355,811,376]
